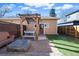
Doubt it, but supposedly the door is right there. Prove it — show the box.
[39,24,44,34]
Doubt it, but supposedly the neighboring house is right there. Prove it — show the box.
[58,10,79,26]
[0,14,58,39]
[66,10,79,22]
[58,10,79,38]
[58,10,79,24]
[57,18,65,24]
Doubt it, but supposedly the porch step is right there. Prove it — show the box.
[23,30,36,40]
[23,35,36,40]
[24,31,35,34]
[24,33,34,35]
[24,31,35,35]
[23,35,35,37]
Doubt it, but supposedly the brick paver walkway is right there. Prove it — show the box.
[0,35,63,56]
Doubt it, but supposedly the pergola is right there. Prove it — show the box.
[19,14,41,39]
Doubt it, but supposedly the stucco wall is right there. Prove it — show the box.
[0,18,58,35]
[0,18,20,24]
[40,19,57,35]
[26,23,36,30]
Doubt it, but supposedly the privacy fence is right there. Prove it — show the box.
[0,21,26,38]
[58,21,79,38]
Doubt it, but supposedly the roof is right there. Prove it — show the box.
[58,20,79,26]
[0,17,58,20]
[41,17,58,20]
[0,18,20,20]
[18,14,41,17]
[66,10,79,16]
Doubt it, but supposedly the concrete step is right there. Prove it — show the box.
[24,31,35,34]
[23,35,35,38]
[23,30,36,40]
[24,33,35,35]
[23,35,36,40]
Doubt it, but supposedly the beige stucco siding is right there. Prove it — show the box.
[25,18,37,31]
[0,18,58,35]
[0,18,28,25]
[26,22,36,30]
[40,19,57,35]
[0,18,20,24]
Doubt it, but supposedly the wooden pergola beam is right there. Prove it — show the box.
[19,14,41,39]
[20,16,25,38]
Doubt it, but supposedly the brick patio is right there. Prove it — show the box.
[0,35,63,56]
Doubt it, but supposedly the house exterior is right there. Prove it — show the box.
[66,10,79,22]
[57,18,65,24]
[0,14,58,39]
[40,17,57,35]
[58,10,79,38]
[18,14,58,37]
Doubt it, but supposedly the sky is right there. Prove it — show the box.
[0,3,79,18]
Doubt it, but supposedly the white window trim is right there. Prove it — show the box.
[40,23,49,34]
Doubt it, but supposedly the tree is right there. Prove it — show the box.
[49,8,56,17]
[0,5,11,17]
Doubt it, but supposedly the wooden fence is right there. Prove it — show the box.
[58,25,79,38]
[0,21,26,38]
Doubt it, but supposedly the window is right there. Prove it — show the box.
[44,23,48,28]
[67,16,70,19]
[40,23,49,28]
[44,23,49,28]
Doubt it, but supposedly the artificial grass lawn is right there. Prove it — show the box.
[47,35,79,56]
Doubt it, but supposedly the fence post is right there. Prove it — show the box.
[75,26,77,38]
